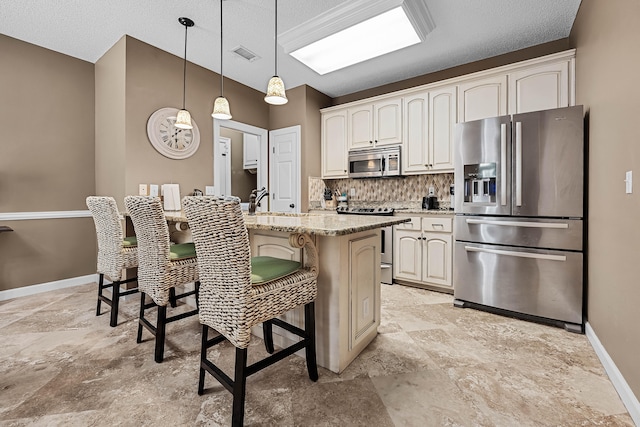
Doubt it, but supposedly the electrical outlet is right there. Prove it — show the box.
[205,186,215,196]
[350,188,355,197]
[625,171,633,194]
[138,184,148,196]
[149,184,159,197]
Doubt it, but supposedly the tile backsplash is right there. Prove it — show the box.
[309,173,454,206]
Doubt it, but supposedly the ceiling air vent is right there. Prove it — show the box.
[231,45,260,62]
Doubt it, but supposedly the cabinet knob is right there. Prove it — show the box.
[369,140,373,144]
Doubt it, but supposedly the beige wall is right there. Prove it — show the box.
[0,35,96,291]
[570,0,640,400]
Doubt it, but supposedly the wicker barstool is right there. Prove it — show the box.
[86,196,139,327]
[124,195,200,363]
[182,196,318,427]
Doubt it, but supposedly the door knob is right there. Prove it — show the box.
[289,203,295,208]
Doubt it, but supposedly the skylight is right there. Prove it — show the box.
[279,0,435,75]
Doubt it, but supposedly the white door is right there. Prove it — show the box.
[218,136,232,196]
[269,125,300,213]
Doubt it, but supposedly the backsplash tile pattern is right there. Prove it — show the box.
[309,174,454,204]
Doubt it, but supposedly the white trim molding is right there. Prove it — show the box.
[0,210,92,221]
[0,274,98,301]
[586,322,640,425]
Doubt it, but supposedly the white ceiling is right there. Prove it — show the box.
[0,0,581,98]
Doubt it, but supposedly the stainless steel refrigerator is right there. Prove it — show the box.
[453,105,584,332]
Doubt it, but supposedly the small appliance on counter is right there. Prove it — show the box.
[337,194,348,208]
[449,184,455,210]
[422,186,438,210]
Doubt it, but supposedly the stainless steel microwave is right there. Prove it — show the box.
[348,146,401,178]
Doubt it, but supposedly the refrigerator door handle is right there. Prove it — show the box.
[464,245,567,262]
[515,121,523,206]
[465,218,569,229]
[500,123,507,206]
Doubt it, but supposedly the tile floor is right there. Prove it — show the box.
[0,282,634,426]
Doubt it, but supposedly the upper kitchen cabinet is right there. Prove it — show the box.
[348,97,402,150]
[403,86,456,174]
[508,60,571,114]
[321,110,349,178]
[457,75,508,123]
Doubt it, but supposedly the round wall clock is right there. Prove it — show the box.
[146,107,201,159]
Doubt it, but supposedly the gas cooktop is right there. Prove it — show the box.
[336,206,395,216]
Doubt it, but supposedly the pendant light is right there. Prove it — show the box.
[265,0,288,105]
[175,17,194,130]
[212,0,232,120]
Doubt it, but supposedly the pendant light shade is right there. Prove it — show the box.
[177,17,194,129]
[265,0,288,105]
[212,0,232,120]
[212,96,232,120]
[265,76,288,105]
[175,109,193,129]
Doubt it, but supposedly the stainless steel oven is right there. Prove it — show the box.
[348,146,401,178]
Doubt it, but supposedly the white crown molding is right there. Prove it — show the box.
[0,274,97,301]
[585,322,640,425]
[0,210,92,221]
[321,49,577,112]
[279,0,434,54]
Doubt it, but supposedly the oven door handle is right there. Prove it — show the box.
[465,218,569,229]
[464,245,566,262]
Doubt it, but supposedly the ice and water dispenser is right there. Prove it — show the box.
[463,163,497,204]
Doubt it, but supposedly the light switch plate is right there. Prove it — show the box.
[350,188,355,197]
[138,184,148,196]
[625,171,633,194]
[149,184,159,197]
[205,186,216,196]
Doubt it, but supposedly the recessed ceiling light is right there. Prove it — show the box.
[279,0,435,75]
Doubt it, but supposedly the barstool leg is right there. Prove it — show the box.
[137,292,145,343]
[154,305,167,363]
[263,320,274,354]
[231,347,248,427]
[110,280,120,327]
[304,302,319,381]
[169,287,177,308]
[96,273,104,316]
[198,324,208,395]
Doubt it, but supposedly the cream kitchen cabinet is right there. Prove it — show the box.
[393,215,453,292]
[348,97,402,150]
[403,87,456,174]
[457,75,508,123]
[321,109,349,178]
[508,61,571,114]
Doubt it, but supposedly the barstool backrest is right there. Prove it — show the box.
[86,196,126,281]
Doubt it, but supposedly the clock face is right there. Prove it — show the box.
[147,107,201,159]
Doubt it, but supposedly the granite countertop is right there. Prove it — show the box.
[163,211,410,237]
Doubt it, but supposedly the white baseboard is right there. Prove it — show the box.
[586,322,640,425]
[0,274,98,301]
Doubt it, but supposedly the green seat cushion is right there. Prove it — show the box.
[251,256,301,285]
[123,236,138,247]
[169,243,197,260]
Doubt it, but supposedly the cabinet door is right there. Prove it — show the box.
[508,61,570,114]
[458,75,508,122]
[429,86,456,171]
[243,133,259,169]
[393,228,422,282]
[350,234,380,348]
[402,93,430,174]
[322,110,349,178]
[374,97,403,146]
[251,232,301,262]
[348,105,373,149]
[422,232,452,287]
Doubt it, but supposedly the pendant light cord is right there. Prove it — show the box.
[274,0,278,76]
[220,0,224,95]
[182,23,188,109]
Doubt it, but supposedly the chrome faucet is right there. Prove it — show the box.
[248,187,268,215]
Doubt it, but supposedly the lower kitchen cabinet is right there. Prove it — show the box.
[393,215,453,292]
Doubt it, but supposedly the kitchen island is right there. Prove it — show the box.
[164,211,409,373]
